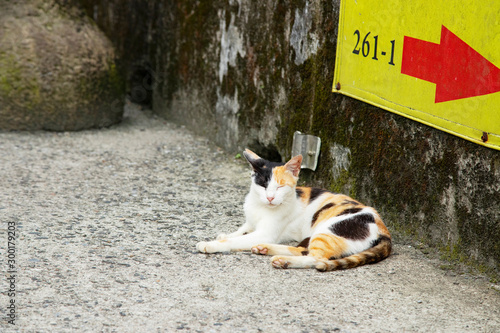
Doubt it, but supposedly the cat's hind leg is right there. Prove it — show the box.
[251,244,307,256]
[252,237,310,255]
[270,255,321,269]
[251,236,310,255]
[271,233,346,269]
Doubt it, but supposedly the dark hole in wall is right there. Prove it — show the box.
[128,63,154,106]
[247,141,282,163]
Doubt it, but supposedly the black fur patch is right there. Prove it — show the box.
[311,203,335,226]
[297,237,310,255]
[309,188,327,203]
[337,207,363,216]
[297,237,310,248]
[370,235,391,247]
[329,213,375,240]
[340,199,360,205]
[253,168,272,188]
[251,159,284,188]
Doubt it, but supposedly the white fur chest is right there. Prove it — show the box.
[244,190,308,243]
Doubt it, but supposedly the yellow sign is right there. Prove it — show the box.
[333,0,500,150]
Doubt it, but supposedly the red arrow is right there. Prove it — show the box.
[401,25,500,103]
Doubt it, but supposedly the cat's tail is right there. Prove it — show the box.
[315,235,392,272]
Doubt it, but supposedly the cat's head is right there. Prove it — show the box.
[243,149,302,207]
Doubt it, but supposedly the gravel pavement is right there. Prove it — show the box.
[1,103,499,332]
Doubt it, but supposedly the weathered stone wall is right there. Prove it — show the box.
[83,0,499,275]
[79,0,157,105]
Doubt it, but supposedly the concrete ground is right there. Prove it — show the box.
[1,103,499,332]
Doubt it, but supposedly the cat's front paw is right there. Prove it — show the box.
[197,241,219,253]
[271,256,290,269]
[196,241,209,253]
[196,240,226,253]
[251,245,269,255]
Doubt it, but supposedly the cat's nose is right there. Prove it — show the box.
[267,196,274,203]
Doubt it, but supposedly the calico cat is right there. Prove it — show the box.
[196,149,391,271]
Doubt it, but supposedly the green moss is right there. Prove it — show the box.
[0,75,12,95]
[329,168,355,196]
[107,62,125,95]
[0,53,41,110]
[0,54,17,94]
[438,240,500,282]
[75,60,125,110]
[440,242,467,263]
[0,54,20,93]
[439,264,454,271]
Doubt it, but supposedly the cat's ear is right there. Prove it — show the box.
[285,155,302,177]
[243,149,261,162]
[243,149,262,170]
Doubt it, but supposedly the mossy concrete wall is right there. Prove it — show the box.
[83,0,500,275]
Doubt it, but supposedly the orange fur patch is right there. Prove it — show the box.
[318,193,359,208]
[308,233,348,260]
[272,166,296,186]
[296,186,311,203]
[374,215,391,238]
[287,246,308,256]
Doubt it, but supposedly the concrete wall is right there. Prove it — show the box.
[82,0,499,275]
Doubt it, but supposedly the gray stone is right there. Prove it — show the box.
[0,0,124,131]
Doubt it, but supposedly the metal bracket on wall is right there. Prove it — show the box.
[291,131,321,171]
